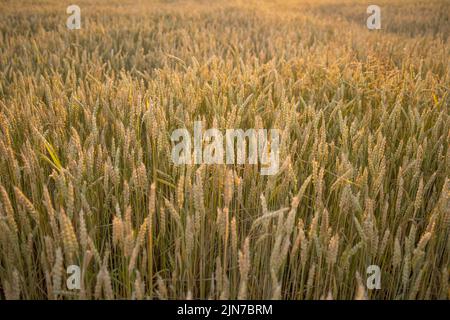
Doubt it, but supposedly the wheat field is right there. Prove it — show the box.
[0,0,449,300]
